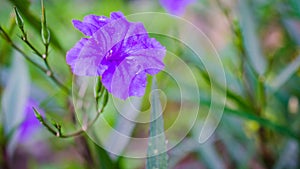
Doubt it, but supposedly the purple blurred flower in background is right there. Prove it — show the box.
[159,0,196,16]
[10,99,50,169]
[17,99,43,142]
[66,12,166,100]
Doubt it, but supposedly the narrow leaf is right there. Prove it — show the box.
[94,143,116,169]
[146,77,168,169]
[269,55,300,90]
[239,0,267,75]
[90,130,116,169]
[224,107,300,141]
[200,98,300,141]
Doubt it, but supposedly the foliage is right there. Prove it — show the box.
[1,0,300,169]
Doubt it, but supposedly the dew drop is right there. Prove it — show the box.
[126,56,134,60]
[98,17,106,21]
[106,50,113,59]
[153,149,158,155]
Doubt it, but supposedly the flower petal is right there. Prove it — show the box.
[102,47,165,100]
[72,15,110,36]
[95,16,147,56]
[18,99,44,141]
[129,71,148,97]
[67,37,107,76]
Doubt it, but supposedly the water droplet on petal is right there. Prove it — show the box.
[105,50,113,59]
[98,17,106,21]
[126,56,134,60]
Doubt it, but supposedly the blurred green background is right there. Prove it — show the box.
[1,0,300,169]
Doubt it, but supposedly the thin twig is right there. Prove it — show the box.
[0,26,47,72]
[20,35,43,57]
[0,25,71,94]
[34,99,105,138]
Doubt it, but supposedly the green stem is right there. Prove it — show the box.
[34,90,107,138]
[0,25,70,94]
[0,26,46,72]
[20,35,43,57]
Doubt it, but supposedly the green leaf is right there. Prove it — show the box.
[94,143,116,169]
[200,98,300,142]
[268,55,300,90]
[89,127,116,169]
[197,141,224,169]
[225,108,300,141]
[239,0,267,75]
[274,140,298,169]
[146,77,168,169]
[2,52,29,135]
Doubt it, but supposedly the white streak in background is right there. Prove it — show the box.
[2,51,30,156]
[274,140,299,169]
[283,19,300,45]
[176,15,226,143]
[105,97,142,159]
[269,55,300,90]
[239,0,267,75]
[2,52,29,134]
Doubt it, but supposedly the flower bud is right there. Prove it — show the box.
[33,107,43,122]
[13,7,24,30]
[41,25,50,45]
[94,76,103,98]
[41,1,50,45]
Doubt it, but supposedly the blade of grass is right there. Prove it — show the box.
[225,107,300,141]
[146,77,168,169]
[200,98,300,142]
[239,0,267,75]
[268,55,300,90]
[94,142,116,169]
[90,130,116,169]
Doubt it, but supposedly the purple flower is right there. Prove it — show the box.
[66,12,166,100]
[18,99,43,142]
[159,0,196,16]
